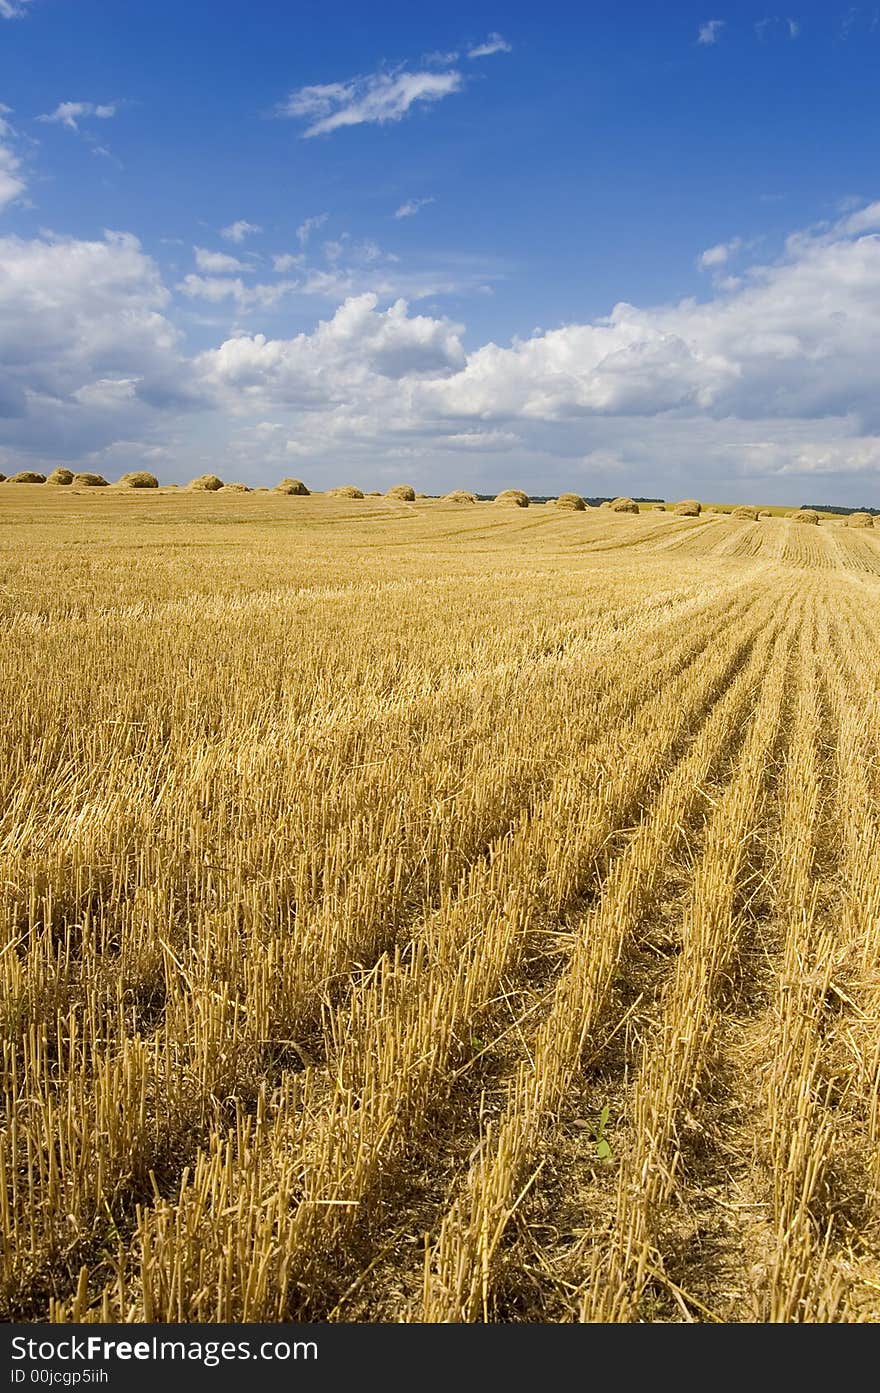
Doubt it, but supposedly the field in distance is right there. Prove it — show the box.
[2,487,880,1323]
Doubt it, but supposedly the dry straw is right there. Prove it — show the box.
[188,474,224,491]
[327,485,365,498]
[493,489,530,507]
[46,468,75,486]
[674,500,701,516]
[846,512,875,528]
[221,482,252,493]
[8,470,46,483]
[72,472,108,487]
[116,471,159,488]
[386,484,416,501]
[604,496,640,513]
[731,505,759,521]
[791,508,819,524]
[554,492,587,511]
[275,478,310,495]
[441,490,477,503]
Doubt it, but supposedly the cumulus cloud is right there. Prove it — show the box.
[467,33,512,58]
[279,68,463,137]
[194,246,246,273]
[698,19,725,44]
[394,196,435,219]
[6,206,880,496]
[196,293,465,405]
[0,229,195,458]
[220,219,261,243]
[38,101,117,131]
[0,0,31,16]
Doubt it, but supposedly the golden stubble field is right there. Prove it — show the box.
[2,486,880,1323]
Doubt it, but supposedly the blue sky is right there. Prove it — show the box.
[2,1,880,501]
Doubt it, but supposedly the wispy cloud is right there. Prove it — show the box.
[394,196,435,219]
[273,252,305,273]
[756,16,801,40]
[697,236,743,270]
[177,273,298,310]
[0,108,26,209]
[220,219,261,243]
[37,101,117,131]
[296,212,328,247]
[697,19,725,44]
[467,32,512,59]
[0,0,32,17]
[278,67,463,138]
[194,246,246,274]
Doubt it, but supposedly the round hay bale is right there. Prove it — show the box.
[846,512,875,528]
[554,492,587,511]
[327,485,365,499]
[116,471,159,488]
[791,508,819,525]
[673,499,701,516]
[441,490,477,503]
[604,496,639,514]
[386,483,416,501]
[73,472,108,487]
[46,468,74,486]
[9,470,47,483]
[493,489,530,508]
[220,482,252,493]
[188,473,224,491]
[757,510,772,519]
[731,505,759,521]
[275,478,310,496]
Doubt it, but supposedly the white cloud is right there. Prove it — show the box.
[756,16,801,40]
[0,110,26,210]
[698,19,725,44]
[273,252,305,272]
[467,33,512,58]
[394,196,435,219]
[297,212,328,247]
[0,229,194,460]
[279,68,463,137]
[220,219,262,243]
[196,293,466,405]
[38,101,117,131]
[194,246,246,273]
[0,0,32,16]
[840,200,880,235]
[177,273,299,309]
[697,237,743,270]
[7,206,880,497]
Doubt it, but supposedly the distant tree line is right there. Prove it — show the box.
[801,503,880,515]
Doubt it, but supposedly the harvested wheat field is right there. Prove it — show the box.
[2,487,880,1325]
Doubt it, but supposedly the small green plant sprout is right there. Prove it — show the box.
[594,1105,613,1161]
